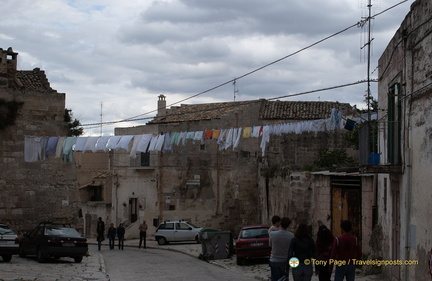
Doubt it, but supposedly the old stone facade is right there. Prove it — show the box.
[0,47,82,234]
[107,95,375,249]
[371,0,432,279]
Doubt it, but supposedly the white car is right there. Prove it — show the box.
[155,221,202,245]
[0,224,19,262]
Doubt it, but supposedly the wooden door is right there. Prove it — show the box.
[331,177,362,239]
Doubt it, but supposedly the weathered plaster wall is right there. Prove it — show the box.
[377,0,432,279]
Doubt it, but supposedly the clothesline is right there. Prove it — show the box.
[24,109,351,163]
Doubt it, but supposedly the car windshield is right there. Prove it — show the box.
[240,228,269,239]
[45,227,82,237]
[0,226,15,235]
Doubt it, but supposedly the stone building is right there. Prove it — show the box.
[101,95,374,251]
[0,47,82,233]
[364,0,432,279]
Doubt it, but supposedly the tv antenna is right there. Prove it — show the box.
[233,79,239,101]
[100,102,103,136]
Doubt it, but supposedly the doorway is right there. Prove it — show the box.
[331,176,362,239]
[129,198,138,223]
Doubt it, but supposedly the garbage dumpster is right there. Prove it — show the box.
[199,230,233,260]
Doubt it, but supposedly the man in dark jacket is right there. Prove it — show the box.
[96,217,105,251]
[107,223,116,250]
[117,223,125,250]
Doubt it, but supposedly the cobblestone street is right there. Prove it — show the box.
[0,238,384,281]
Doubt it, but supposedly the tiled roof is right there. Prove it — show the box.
[148,100,352,124]
[260,101,352,120]
[10,68,57,93]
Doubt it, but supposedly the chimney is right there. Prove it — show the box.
[0,47,18,87]
[157,94,167,117]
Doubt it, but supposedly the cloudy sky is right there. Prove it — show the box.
[1,0,414,136]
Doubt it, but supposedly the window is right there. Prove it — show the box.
[159,223,174,230]
[89,185,103,201]
[176,223,191,230]
[387,83,402,164]
[140,152,150,166]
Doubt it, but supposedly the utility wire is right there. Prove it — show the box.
[82,79,374,127]
[81,0,408,127]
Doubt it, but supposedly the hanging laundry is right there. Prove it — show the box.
[55,137,65,158]
[242,127,252,138]
[83,137,99,152]
[233,128,242,149]
[203,130,213,140]
[193,131,204,142]
[130,135,143,158]
[45,137,59,157]
[95,136,111,152]
[106,136,121,150]
[252,126,263,137]
[212,129,221,140]
[186,131,195,140]
[178,132,187,146]
[115,135,134,151]
[62,137,77,162]
[155,134,165,151]
[170,132,179,146]
[260,125,271,156]
[136,134,152,153]
[163,133,172,152]
[148,134,159,151]
[24,136,48,162]
[74,137,88,152]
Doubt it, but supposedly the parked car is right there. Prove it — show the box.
[235,225,271,265]
[0,224,20,262]
[155,220,202,245]
[19,222,88,263]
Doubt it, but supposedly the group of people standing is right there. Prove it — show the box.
[96,218,148,251]
[268,216,362,281]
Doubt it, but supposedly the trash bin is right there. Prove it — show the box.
[199,230,232,260]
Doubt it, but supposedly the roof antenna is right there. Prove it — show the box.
[100,102,103,136]
[233,79,239,101]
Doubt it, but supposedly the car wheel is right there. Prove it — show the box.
[74,256,83,263]
[19,245,26,258]
[236,257,244,266]
[2,255,12,262]
[157,237,167,245]
[36,249,45,263]
[195,235,201,244]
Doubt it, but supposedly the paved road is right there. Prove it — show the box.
[0,250,107,281]
[98,245,254,281]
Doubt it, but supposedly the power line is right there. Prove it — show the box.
[81,79,374,127]
[81,1,407,128]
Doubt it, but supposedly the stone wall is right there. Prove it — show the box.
[0,87,82,234]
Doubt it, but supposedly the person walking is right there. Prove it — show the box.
[268,215,281,234]
[96,217,105,251]
[107,223,116,250]
[330,220,362,281]
[288,223,316,281]
[315,225,334,281]
[269,217,294,281]
[139,220,148,249]
[117,223,125,250]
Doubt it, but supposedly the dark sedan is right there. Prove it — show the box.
[0,224,20,262]
[235,225,271,265]
[19,222,88,263]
